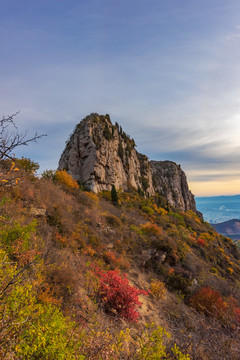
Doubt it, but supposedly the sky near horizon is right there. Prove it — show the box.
[1,0,240,196]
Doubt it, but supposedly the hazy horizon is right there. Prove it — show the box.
[196,194,240,223]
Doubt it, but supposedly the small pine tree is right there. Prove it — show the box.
[118,142,124,160]
[111,185,118,205]
[103,123,112,140]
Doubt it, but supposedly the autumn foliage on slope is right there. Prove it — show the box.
[0,154,240,358]
[190,286,240,323]
[93,267,148,322]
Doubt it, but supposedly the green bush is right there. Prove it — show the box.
[0,220,37,258]
[141,206,154,215]
[103,123,112,140]
[41,169,56,180]
[167,273,191,296]
[111,184,119,205]
[16,157,39,174]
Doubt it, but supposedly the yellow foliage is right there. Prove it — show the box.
[85,191,100,204]
[150,279,167,299]
[227,267,234,274]
[82,245,96,256]
[155,205,168,216]
[55,170,79,190]
[104,213,122,227]
[140,222,162,236]
[0,160,20,186]
[199,232,214,242]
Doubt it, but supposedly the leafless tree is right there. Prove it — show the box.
[0,112,46,160]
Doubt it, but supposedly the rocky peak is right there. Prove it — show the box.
[59,113,154,194]
[58,113,197,213]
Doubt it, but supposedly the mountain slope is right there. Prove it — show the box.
[0,160,240,359]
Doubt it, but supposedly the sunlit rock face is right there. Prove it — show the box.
[58,114,155,194]
[58,113,197,213]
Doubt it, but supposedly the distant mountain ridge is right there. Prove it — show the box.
[212,219,240,242]
[58,113,197,213]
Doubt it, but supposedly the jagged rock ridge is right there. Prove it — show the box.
[58,113,196,212]
[150,160,197,213]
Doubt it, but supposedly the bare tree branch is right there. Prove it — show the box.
[0,112,46,160]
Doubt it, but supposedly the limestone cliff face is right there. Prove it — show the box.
[58,113,197,212]
[150,161,197,212]
[58,114,155,194]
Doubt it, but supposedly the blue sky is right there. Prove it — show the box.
[1,0,240,195]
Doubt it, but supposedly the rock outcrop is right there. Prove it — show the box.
[150,161,196,212]
[58,113,197,212]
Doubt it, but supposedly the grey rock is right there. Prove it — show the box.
[29,207,46,216]
[58,113,197,213]
[150,160,197,212]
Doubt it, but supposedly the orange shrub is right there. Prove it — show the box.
[198,232,214,243]
[54,232,68,247]
[168,268,175,276]
[103,250,120,268]
[82,245,96,256]
[190,286,227,319]
[227,267,234,274]
[37,284,61,305]
[234,307,240,323]
[159,207,168,215]
[85,191,99,204]
[55,170,79,190]
[140,222,162,236]
[103,251,130,269]
[197,238,205,247]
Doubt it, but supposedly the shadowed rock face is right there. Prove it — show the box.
[58,113,197,213]
[150,160,196,212]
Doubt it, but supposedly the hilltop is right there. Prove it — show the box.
[58,113,196,213]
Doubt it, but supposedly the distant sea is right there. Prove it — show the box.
[196,195,240,224]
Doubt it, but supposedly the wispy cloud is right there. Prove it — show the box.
[1,1,240,194]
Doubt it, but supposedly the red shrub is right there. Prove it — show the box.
[93,267,148,322]
[190,286,227,319]
[197,238,205,247]
[226,296,240,324]
[234,307,240,323]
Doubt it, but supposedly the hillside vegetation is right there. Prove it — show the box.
[0,160,240,359]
